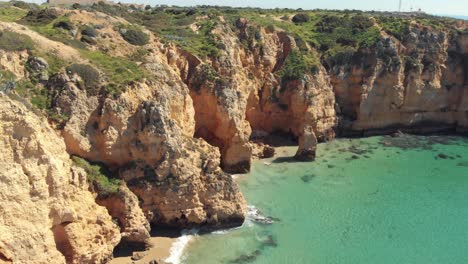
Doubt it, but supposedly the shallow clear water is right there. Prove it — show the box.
[182,136,468,264]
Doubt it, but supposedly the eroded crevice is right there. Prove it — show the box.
[52,224,74,264]
[0,251,12,263]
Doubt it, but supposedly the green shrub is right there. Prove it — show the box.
[71,156,121,197]
[81,26,98,37]
[0,30,34,51]
[292,13,310,23]
[66,64,100,91]
[377,16,410,40]
[81,35,97,45]
[14,80,50,110]
[279,50,308,84]
[121,28,149,46]
[0,70,15,94]
[23,8,59,24]
[11,1,30,9]
[79,49,149,95]
[53,20,75,31]
[351,15,373,30]
[0,5,28,22]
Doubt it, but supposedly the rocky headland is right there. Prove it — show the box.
[0,1,466,263]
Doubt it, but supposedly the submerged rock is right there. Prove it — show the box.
[301,174,315,183]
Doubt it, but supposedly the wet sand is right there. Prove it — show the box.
[109,236,175,264]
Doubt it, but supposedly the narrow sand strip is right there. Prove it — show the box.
[109,236,175,264]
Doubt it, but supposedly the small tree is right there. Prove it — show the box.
[121,29,149,46]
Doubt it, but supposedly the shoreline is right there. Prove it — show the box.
[109,236,176,264]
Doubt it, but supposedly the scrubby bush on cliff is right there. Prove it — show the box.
[23,8,59,24]
[0,30,34,51]
[81,26,98,37]
[292,13,310,23]
[120,28,149,46]
[11,1,31,9]
[79,49,148,94]
[0,4,28,22]
[0,70,15,94]
[191,64,221,91]
[66,64,100,92]
[53,20,75,31]
[377,16,410,41]
[71,156,121,197]
[351,15,374,30]
[279,50,308,84]
[81,35,97,45]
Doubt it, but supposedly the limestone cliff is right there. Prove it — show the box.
[0,4,467,263]
[332,23,468,135]
[0,96,120,264]
[43,9,246,229]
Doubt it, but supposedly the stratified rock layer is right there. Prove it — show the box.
[332,24,468,135]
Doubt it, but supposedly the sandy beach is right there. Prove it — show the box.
[109,236,176,264]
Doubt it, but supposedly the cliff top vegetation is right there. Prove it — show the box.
[0,1,464,118]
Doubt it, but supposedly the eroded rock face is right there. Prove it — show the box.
[2,12,466,263]
[96,185,150,244]
[50,60,246,229]
[0,96,120,264]
[331,24,468,135]
[175,20,337,170]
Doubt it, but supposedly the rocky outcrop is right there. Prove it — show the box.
[174,19,337,168]
[49,45,246,229]
[96,185,150,244]
[0,96,120,264]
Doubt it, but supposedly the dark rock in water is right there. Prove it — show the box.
[327,164,335,168]
[249,207,277,225]
[301,174,315,183]
[348,146,367,155]
[363,155,370,159]
[391,130,405,138]
[456,155,462,158]
[351,155,359,160]
[229,250,261,263]
[437,153,449,159]
[269,216,281,222]
[457,162,468,167]
[253,216,275,225]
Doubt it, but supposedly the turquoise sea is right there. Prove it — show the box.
[180,135,468,264]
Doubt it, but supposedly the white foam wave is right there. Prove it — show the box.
[246,205,275,225]
[165,229,198,264]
